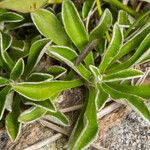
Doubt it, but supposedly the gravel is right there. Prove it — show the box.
[100,110,150,150]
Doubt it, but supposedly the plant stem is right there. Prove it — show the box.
[96,0,111,42]
[96,0,103,15]
[75,40,98,66]
[104,0,139,17]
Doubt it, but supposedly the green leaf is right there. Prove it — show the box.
[68,87,98,150]
[47,46,91,81]
[5,91,14,112]
[90,9,113,41]
[62,0,89,51]
[27,73,53,82]
[45,110,69,126]
[12,79,83,101]
[0,32,12,52]
[24,38,50,76]
[0,76,9,87]
[0,12,24,22]
[11,38,26,52]
[31,9,71,46]
[103,69,144,82]
[9,40,30,61]
[0,0,47,13]
[102,83,150,123]
[0,86,11,120]
[140,54,150,64]
[108,33,150,73]
[6,94,21,141]
[89,65,102,84]
[23,99,56,112]
[10,58,24,81]
[62,0,94,67]
[89,65,100,78]
[82,0,94,18]
[19,106,69,126]
[46,65,67,79]
[96,38,107,54]
[111,23,150,63]
[18,106,47,123]
[107,82,150,99]
[118,10,131,27]
[0,32,14,70]
[99,23,123,73]
[96,85,109,110]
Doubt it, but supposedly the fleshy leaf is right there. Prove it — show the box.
[102,83,150,123]
[44,110,69,126]
[46,65,67,79]
[31,9,71,46]
[47,46,91,81]
[27,73,53,82]
[5,91,14,112]
[10,58,24,81]
[0,32,12,52]
[89,65,102,84]
[82,0,94,18]
[140,54,150,64]
[107,82,150,99]
[107,33,150,73]
[12,79,83,101]
[11,38,26,52]
[6,94,21,141]
[0,0,47,13]
[68,87,98,150]
[0,76,9,87]
[99,23,123,73]
[103,69,144,82]
[0,86,11,120]
[23,98,56,112]
[62,0,89,51]
[111,23,150,63]
[96,85,109,110]
[0,32,14,70]
[9,40,30,61]
[18,106,47,123]
[0,12,24,22]
[24,38,50,76]
[90,9,112,41]
[62,0,94,67]
[118,10,131,27]
[89,65,100,78]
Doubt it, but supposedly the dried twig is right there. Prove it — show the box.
[136,67,150,85]
[23,133,63,150]
[97,102,122,119]
[60,104,83,113]
[91,143,108,150]
[39,119,68,135]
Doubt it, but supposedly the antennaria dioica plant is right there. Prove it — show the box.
[0,0,150,149]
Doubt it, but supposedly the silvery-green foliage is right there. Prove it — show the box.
[0,0,150,149]
[0,23,82,141]
[30,0,150,149]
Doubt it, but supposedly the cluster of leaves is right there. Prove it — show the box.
[0,3,83,142]
[0,0,150,149]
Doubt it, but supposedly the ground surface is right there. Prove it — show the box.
[0,92,150,150]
